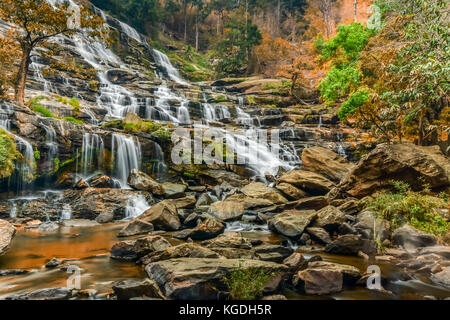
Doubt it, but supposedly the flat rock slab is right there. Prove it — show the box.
[146,258,287,300]
[0,219,16,256]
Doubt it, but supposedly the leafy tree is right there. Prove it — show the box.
[0,129,19,179]
[0,0,109,105]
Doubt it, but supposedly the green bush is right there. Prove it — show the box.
[31,104,54,118]
[318,65,360,103]
[34,150,40,160]
[0,129,19,179]
[223,267,272,300]
[367,181,449,236]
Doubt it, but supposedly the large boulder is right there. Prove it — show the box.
[128,169,164,195]
[430,267,450,289]
[293,268,343,295]
[111,236,172,261]
[301,146,354,183]
[138,200,181,231]
[201,232,253,250]
[208,201,244,221]
[353,210,390,242]
[145,258,287,300]
[118,219,154,237]
[306,227,332,245]
[241,182,288,204]
[332,143,450,199]
[306,261,361,284]
[325,234,377,256]
[162,182,187,199]
[313,205,346,231]
[392,225,438,250]
[268,210,317,238]
[279,170,335,195]
[0,219,16,256]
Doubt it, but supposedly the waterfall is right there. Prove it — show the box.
[119,21,143,43]
[80,133,104,179]
[124,195,150,220]
[151,142,168,181]
[111,134,142,188]
[236,106,253,127]
[14,135,35,191]
[0,104,12,130]
[318,114,323,128]
[336,132,347,158]
[9,203,17,218]
[30,56,56,93]
[152,49,189,85]
[177,101,191,125]
[60,204,72,220]
[43,124,58,161]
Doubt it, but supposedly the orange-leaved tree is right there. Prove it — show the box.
[0,0,109,105]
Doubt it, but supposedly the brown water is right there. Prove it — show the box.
[0,223,146,299]
[0,224,449,300]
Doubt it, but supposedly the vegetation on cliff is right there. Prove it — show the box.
[0,129,19,179]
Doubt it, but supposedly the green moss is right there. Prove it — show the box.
[34,150,40,160]
[63,117,84,125]
[367,180,449,236]
[52,158,60,172]
[0,129,19,179]
[152,128,171,141]
[223,267,273,300]
[183,172,196,179]
[214,96,227,103]
[88,80,99,92]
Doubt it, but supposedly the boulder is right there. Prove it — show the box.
[208,201,244,221]
[279,170,335,195]
[275,183,308,200]
[283,252,307,271]
[268,210,317,238]
[392,225,438,250]
[127,169,164,195]
[74,179,89,189]
[45,257,63,268]
[325,235,377,256]
[189,218,225,240]
[253,244,294,263]
[139,200,181,231]
[201,232,252,250]
[145,258,287,300]
[112,279,165,300]
[241,182,288,204]
[118,219,154,237]
[110,240,139,261]
[293,268,343,295]
[301,146,353,183]
[140,243,221,264]
[0,219,16,256]
[306,261,361,284]
[306,227,332,245]
[225,194,274,210]
[196,193,214,207]
[333,143,450,199]
[162,182,187,199]
[89,175,113,188]
[171,196,196,209]
[294,196,329,210]
[430,267,450,289]
[418,246,450,260]
[132,235,172,257]
[313,205,346,231]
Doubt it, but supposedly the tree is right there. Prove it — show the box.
[0,31,20,98]
[0,0,109,105]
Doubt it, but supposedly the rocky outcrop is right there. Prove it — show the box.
[112,279,165,300]
[293,268,343,295]
[279,170,335,195]
[111,236,172,261]
[140,243,221,264]
[118,219,154,237]
[128,169,164,195]
[6,287,72,300]
[430,267,450,289]
[331,143,450,199]
[392,225,438,250]
[275,183,307,200]
[301,146,353,183]
[0,219,16,256]
[268,210,317,238]
[189,217,225,240]
[313,205,346,231]
[241,182,288,204]
[145,258,287,300]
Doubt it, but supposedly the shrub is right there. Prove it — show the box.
[31,104,54,118]
[34,150,40,160]
[0,129,19,178]
[69,98,81,115]
[88,80,99,92]
[367,181,449,236]
[223,266,272,300]
[338,88,370,120]
[318,65,360,103]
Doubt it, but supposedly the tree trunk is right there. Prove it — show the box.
[354,0,358,22]
[418,109,425,146]
[195,20,199,51]
[277,0,281,37]
[184,1,187,41]
[15,46,32,105]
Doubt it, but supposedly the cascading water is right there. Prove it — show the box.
[43,124,58,161]
[80,133,104,179]
[60,204,72,220]
[119,21,143,44]
[152,49,189,85]
[124,195,150,220]
[0,104,12,130]
[111,134,142,188]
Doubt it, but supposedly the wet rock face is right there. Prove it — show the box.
[145,258,288,300]
[333,143,450,199]
[279,170,335,195]
[112,279,165,300]
[128,169,164,195]
[138,200,181,231]
[6,287,72,300]
[208,201,245,221]
[325,234,377,257]
[0,219,16,256]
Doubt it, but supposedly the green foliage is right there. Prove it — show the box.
[52,157,60,172]
[68,98,81,114]
[183,172,195,179]
[88,80,99,92]
[317,23,374,61]
[223,266,272,300]
[367,180,449,236]
[338,88,370,120]
[318,65,360,103]
[214,96,227,103]
[33,150,40,160]
[152,128,172,141]
[63,117,84,125]
[0,129,19,179]
[31,104,53,118]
